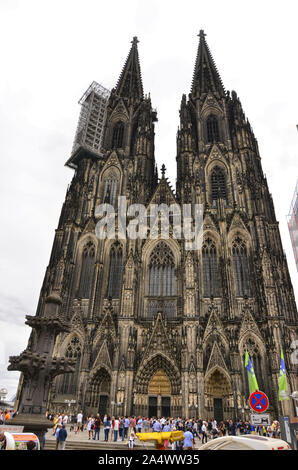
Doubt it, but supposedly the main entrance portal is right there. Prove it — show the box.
[205,368,233,421]
[148,369,171,418]
[133,355,182,417]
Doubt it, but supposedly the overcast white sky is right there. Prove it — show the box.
[0,0,297,400]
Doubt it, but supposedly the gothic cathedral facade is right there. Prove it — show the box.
[16,32,298,421]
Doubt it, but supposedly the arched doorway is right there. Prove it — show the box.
[205,368,233,421]
[134,355,181,418]
[148,370,171,418]
[88,367,111,418]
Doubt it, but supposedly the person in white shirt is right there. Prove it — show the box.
[87,416,95,439]
[113,418,120,442]
[63,414,68,425]
[76,411,83,433]
[201,422,208,444]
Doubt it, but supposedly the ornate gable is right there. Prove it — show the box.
[227,211,249,234]
[203,305,227,344]
[92,340,113,371]
[209,143,223,161]
[201,92,223,114]
[101,151,122,175]
[140,313,175,364]
[148,177,177,207]
[239,307,263,342]
[110,98,129,120]
[206,341,228,374]
[203,213,219,233]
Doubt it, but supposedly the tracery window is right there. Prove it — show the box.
[103,172,118,206]
[107,244,123,298]
[202,238,220,297]
[232,237,250,297]
[149,242,175,297]
[211,166,227,205]
[78,241,95,298]
[58,336,81,395]
[206,115,220,143]
[112,121,124,149]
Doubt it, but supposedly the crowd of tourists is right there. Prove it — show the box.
[46,411,282,450]
[0,409,17,424]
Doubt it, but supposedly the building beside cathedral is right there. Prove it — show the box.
[14,32,298,421]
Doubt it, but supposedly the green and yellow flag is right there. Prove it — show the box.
[245,350,259,394]
[278,349,289,401]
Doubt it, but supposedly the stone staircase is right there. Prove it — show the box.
[44,439,154,451]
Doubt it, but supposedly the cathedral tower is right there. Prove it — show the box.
[13,33,297,421]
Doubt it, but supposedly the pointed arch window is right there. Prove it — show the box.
[206,115,220,143]
[211,166,227,206]
[107,244,123,298]
[58,336,81,395]
[103,172,118,206]
[112,121,124,149]
[232,238,250,297]
[149,242,175,297]
[78,241,95,298]
[202,238,220,297]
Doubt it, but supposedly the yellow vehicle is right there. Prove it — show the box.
[136,431,184,450]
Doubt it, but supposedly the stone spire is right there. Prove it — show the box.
[115,36,144,100]
[191,30,225,97]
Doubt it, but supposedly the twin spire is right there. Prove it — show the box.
[115,36,144,100]
[191,30,225,97]
[115,31,225,100]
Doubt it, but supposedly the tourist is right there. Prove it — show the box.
[153,419,162,432]
[183,427,194,450]
[119,416,125,441]
[87,416,95,439]
[124,416,130,439]
[55,424,62,450]
[58,424,68,450]
[103,415,111,442]
[137,417,143,433]
[128,431,135,450]
[93,415,101,441]
[76,410,83,434]
[129,416,136,434]
[143,417,149,432]
[113,416,120,441]
[62,414,68,426]
[201,421,208,444]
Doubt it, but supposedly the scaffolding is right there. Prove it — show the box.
[67,81,110,168]
[288,179,298,271]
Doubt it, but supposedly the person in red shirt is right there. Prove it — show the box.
[129,416,136,434]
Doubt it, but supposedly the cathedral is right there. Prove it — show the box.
[15,31,298,422]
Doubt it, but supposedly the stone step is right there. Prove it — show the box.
[44,439,153,451]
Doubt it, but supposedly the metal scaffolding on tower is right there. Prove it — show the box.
[66,81,110,169]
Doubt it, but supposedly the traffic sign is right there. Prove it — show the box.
[249,390,269,413]
[250,413,271,426]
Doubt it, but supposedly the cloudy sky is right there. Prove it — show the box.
[0,0,297,400]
